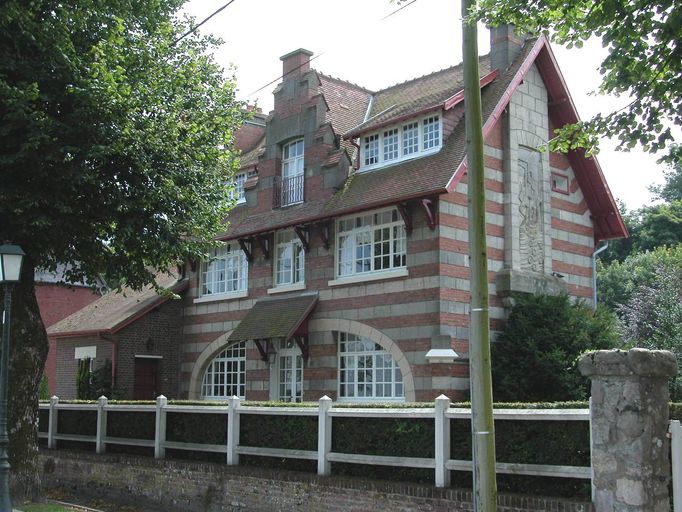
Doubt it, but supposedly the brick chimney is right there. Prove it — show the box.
[280,48,314,79]
[490,25,525,73]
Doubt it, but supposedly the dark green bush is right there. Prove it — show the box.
[107,411,155,439]
[240,414,317,451]
[492,293,620,401]
[166,412,227,445]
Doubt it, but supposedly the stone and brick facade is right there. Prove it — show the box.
[178,32,625,404]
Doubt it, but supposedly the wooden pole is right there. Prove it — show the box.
[461,1,498,509]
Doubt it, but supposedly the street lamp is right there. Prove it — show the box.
[0,243,25,512]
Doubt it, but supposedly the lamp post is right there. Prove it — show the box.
[0,244,25,512]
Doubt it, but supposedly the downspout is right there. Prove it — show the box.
[592,242,609,310]
[350,139,360,170]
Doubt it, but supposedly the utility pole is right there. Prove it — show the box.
[461,0,498,509]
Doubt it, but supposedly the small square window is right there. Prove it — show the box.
[551,173,569,195]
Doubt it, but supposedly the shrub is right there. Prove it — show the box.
[492,293,620,401]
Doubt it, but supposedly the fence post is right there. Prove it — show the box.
[672,420,682,512]
[579,348,677,511]
[227,396,241,465]
[317,395,332,476]
[434,394,451,487]
[47,396,59,449]
[154,395,168,459]
[96,395,108,454]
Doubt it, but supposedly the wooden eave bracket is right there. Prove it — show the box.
[397,203,413,236]
[256,234,271,260]
[421,198,437,231]
[238,238,253,262]
[319,221,331,250]
[254,339,268,362]
[294,225,311,252]
[294,334,310,362]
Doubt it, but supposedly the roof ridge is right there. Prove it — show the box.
[315,70,375,94]
[375,53,490,95]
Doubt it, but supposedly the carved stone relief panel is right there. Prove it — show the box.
[518,146,544,272]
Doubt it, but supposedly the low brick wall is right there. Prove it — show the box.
[40,450,592,512]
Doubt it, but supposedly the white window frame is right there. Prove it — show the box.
[273,230,305,288]
[201,342,246,400]
[277,339,303,403]
[334,207,407,280]
[359,113,442,172]
[337,332,404,402]
[197,243,248,301]
[230,169,258,205]
[282,139,304,179]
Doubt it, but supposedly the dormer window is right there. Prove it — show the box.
[359,113,442,171]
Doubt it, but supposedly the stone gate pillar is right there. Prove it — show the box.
[579,348,677,512]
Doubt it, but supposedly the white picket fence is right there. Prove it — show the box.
[39,395,591,489]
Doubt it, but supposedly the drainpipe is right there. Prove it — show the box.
[592,242,609,310]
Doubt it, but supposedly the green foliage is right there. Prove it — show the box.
[75,359,112,400]
[652,163,682,203]
[491,293,620,401]
[39,373,49,400]
[597,245,682,311]
[471,0,681,165]
[0,1,248,290]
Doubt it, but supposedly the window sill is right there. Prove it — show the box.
[358,146,441,173]
[336,397,406,404]
[193,290,248,304]
[328,268,408,287]
[267,282,307,295]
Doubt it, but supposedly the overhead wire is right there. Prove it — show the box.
[173,0,238,45]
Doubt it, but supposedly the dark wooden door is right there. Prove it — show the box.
[134,358,159,400]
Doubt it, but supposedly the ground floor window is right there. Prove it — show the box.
[337,332,403,400]
[277,339,303,402]
[201,341,246,399]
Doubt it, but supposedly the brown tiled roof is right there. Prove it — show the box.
[317,72,372,160]
[239,136,265,168]
[221,40,535,239]
[228,292,318,342]
[348,56,491,136]
[47,272,187,337]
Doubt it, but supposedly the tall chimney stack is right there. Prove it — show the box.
[490,25,524,73]
[280,48,314,79]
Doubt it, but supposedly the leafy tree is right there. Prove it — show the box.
[616,256,682,398]
[634,200,682,251]
[492,294,620,401]
[597,245,682,311]
[652,163,682,202]
[471,0,682,166]
[0,1,246,497]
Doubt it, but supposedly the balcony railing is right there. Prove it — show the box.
[273,174,304,208]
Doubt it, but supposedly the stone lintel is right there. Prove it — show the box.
[578,348,677,379]
[495,268,567,298]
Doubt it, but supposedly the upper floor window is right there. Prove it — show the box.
[275,230,305,287]
[229,169,257,205]
[336,208,406,278]
[200,244,248,297]
[282,139,304,178]
[360,114,442,171]
[275,139,305,207]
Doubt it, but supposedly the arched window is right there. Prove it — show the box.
[337,332,403,401]
[201,341,246,399]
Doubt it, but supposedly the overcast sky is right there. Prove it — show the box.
[183,0,668,210]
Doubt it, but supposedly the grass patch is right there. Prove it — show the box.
[18,504,82,512]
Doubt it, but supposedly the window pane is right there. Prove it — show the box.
[201,342,246,399]
[423,115,440,150]
[402,122,419,155]
[383,128,399,161]
[364,134,379,166]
